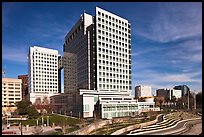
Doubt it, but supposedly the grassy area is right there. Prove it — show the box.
[166,111,200,120]
[6,114,83,127]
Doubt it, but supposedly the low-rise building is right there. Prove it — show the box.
[135,85,152,98]
[2,78,22,115]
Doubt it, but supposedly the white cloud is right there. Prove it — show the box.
[134,2,202,43]
[2,45,29,63]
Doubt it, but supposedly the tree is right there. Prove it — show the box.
[27,106,40,119]
[33,96,52,114]
[171,96,177,109]
[16,100,32,115]
[16,100,39,118]
[196,92,202,110]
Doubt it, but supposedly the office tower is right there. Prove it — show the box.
[58,56,63,93]
[2,78,22,114]
[18,74,28,100]
[173,85,190,96]
[59,7,156,119]
[64,7,132,94]
[63,52,77,94]
[28,46,59,104]
[135,85,152,98]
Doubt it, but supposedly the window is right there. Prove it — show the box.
[83,104,89,112]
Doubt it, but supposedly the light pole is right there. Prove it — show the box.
[6,115,8,128]
[47,116,49,127]
[70,111,72,117]
[20,116,22,135]
[37,119,39,126]
[42,116,44,126]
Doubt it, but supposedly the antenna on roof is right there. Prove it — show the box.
[2,66,6,78]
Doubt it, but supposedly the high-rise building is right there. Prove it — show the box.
[18,74,28,100]
[2,78,22,114]
[54,7,157,119]
[135,85,152,98]
[28,46,60,104]
[173,85,190,96]
[64,7,132,94]
[63,52,77,94]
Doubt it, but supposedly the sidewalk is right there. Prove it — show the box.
[2,125,61,135]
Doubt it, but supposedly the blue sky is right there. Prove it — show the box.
[2,2,202,95]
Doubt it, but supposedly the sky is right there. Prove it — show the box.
[2,2,202,95]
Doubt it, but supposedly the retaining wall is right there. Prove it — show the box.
[111,114,163,135]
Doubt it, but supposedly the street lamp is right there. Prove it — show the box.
[6,115,8,128]
[20,116,23,135]
[47,116,49,127]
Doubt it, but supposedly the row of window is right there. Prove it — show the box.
[2,87,20,89]
[98,41,129,49]
[33,81,58,84]
[33,52,57,57]
[3,91,20,93]
[97,11,128,27]
[3,94,21,97]
[98,47,129,54]
[34,89,58,92]
[33,66,57,70]
[98,19,128,32]
[99,65,129,70]
[98,29,130,38]
[2,83,20,86]
[99,78,130,84]
[98,34,129,43]
[3,98,21,100]
[33,56,57,61]
[33,78,58,81]
[98,55,129,63]
[33,74,58,77]
[99,70,130,75]
[99,84,131,89]
[66,23,83,44]
[33,86,57,89]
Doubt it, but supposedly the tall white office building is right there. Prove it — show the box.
[95,7,132,94]
[28,46,59,104]
[55,7,157,119]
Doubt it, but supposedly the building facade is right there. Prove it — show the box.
[171,89,182,99]
[2,78,22,114]
[63,52,77,94]
[28,46,60,104]
[55,7,157,119]
[135,85,152,98]
[156,88,171,99]
[173,85,190,96]
[18,74,28,100]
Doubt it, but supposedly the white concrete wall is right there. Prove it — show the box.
[83,94,95,118]
[172,89,182,98]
